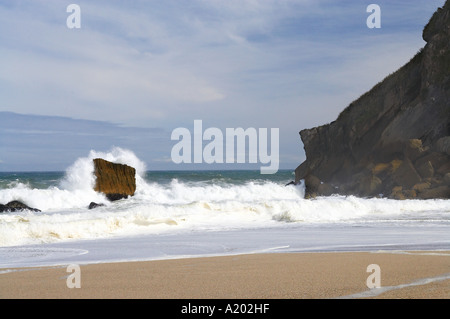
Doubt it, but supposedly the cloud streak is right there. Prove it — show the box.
[0,0,446,170]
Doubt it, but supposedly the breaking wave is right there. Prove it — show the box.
[0,147,449,247]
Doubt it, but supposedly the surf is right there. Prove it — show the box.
[0,147,449,248]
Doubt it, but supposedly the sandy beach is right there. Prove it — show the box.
[0,251,449,299]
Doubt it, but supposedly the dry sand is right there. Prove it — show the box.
[0,251,449,299]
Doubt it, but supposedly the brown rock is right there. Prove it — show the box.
[392,193,406,200]
[415,152,448,175]
[418,186,450,199]
[392,158,422,190]
[436,160,450,175]
[304,174,321,196]
[403,189,417,199]
[93,158,136,201]
[360,175,382,196]
[412,182,431,193]
[392,186,403,193]
[435,136,450,155]
[372,163,390,175]
[405,139,425,162]
[415,160,434,179]
[390,186,405,200]
[390,159,403,173]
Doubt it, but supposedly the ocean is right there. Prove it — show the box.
[0,148,449,269]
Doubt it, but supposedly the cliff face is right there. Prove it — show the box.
[93,158,136,201]
[295,1,450,199]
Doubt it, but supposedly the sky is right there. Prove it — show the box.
[0,0,446,171]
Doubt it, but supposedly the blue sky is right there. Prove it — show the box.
[0,0,446,171]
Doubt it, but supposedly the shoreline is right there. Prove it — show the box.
[1,250,449,299]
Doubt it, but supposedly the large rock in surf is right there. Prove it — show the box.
[0,200,41,213]
[93,158,136,201]
[295,1,450,199]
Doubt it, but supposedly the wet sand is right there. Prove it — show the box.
[0,251,449,299]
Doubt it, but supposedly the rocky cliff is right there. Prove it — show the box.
[93,158,136,201]
[295,1,450,199]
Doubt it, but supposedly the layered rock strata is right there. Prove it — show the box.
[295,1,450,199]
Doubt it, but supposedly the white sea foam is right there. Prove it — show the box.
[60,146,147,191]
[0,147,146,211]
[0,148,449,248]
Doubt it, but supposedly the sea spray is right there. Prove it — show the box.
[59,156,96,192]
[0,147,146,212]
[60,147,147,191]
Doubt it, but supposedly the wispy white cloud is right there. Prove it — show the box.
[0,0,230,124]
[0,0,446,170]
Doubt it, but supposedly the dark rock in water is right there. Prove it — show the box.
[93,158,136,201]
[295,1,450,199]
[88,202,105,209]
[104,193,128,201]
[0,200,41,213]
